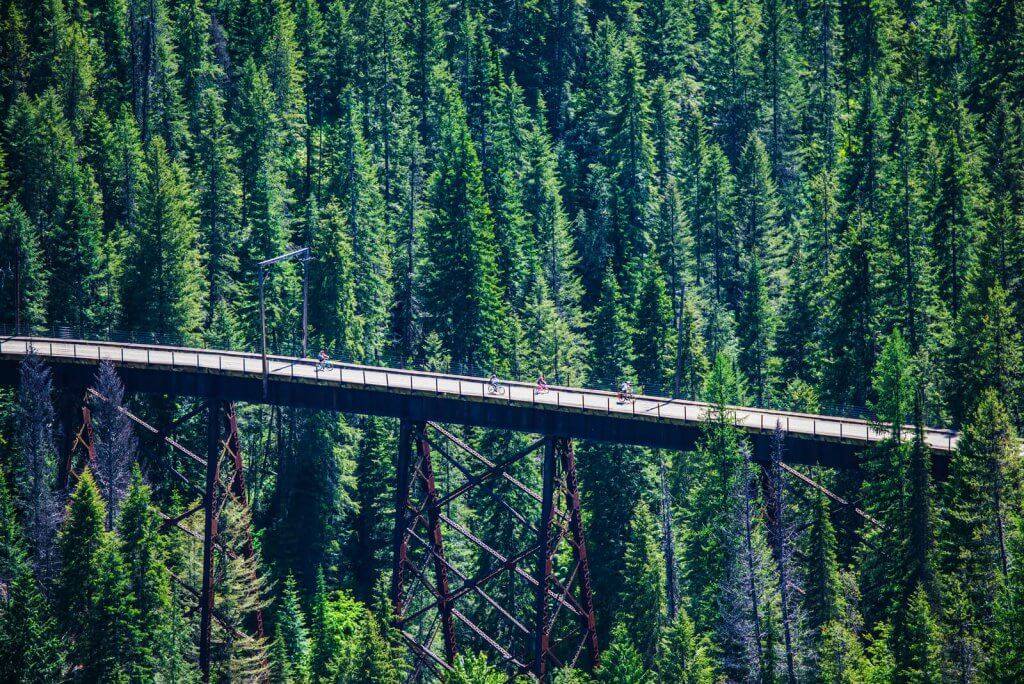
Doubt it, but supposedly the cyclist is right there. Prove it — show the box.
[618,380,633,403]
[317,348,330,370]
[488,373,502,394]
[536,373,549,394]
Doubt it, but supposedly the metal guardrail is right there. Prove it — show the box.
[0,333,959,453]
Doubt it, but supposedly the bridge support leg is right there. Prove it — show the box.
[533,438,557,676]
[393,426,599,676]
[418,425,458,663]
[558,438,600,668]
[199,401,222,683]
[391,421,413,615]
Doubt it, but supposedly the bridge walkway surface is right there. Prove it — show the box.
[0,335,959,468]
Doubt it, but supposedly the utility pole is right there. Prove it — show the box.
[257,247,312,397]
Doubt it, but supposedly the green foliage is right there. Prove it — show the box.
[597,623,655,683]
[656,609,717,683]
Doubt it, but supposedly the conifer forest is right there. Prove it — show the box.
[1,0,1024,680]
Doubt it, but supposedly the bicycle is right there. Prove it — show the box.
[315,359,334,372]
[487,382,506,396]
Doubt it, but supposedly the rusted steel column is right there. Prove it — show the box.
[558,438,600,667]
[199,401,223,682]
[533,437,558,676]
[418,425,457,663]
[391,421,413,615]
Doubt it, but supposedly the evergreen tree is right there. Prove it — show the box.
[90,361,137,529]
[597,623,655,683]
[656,609,717,683]
[0,477,65,681]
[421,66,509,371]
[273,574,311,682]
[0,200,47,326]
[605,39,656,272]
[939,390,1019,633]
[891,583,942,684]
[192,87,243,333]
[703,0,763,164]
[118,468,189,678]
[14,354,59,576]
[57,470,108,667]
[619,502,666,666]
[330,90,393,364]
[122,137,204,336]
[986,510,1024,681]
[737,254,780,406]
[804,493,843,642]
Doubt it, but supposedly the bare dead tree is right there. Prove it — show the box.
[90,362,138,529]
[14,353,61,581]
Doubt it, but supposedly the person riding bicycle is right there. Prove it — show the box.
[317,348,330,369]
[488,373,501,394]
[618,380,633,402]
[536,373,549,394]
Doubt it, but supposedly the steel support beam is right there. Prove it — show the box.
[393,425,600,676]
[533,437,557,676]
[417,426,458,663]
[558,438,600,668]
[392,421,413,615]
[198,401,222,682]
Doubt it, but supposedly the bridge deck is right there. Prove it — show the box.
[0,336,958,466]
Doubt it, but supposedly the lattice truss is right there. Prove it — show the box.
[392,421,599,678]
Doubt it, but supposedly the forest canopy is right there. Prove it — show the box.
[1,0,1024,681]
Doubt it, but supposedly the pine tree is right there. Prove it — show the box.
[597,623,655,683]
[656,609,717,683]
[605,39,656,272]
[692,143,737,305]
[640,0,694,83]
[891,583,942,684]
[421,66,509,371]
[619,502,666,666]
[83,530,145,681]
[985,509,1024,682]
[330,90,393,364]
[192,87,243,333]
[118,468,188,678]
[821,210,877,407]
[804,493,843,642]
[14,354,60,577]
[683,353,747,634]
[274,574,311,681]
[90,362,137,529]
[633,259,673,393]
[57,470,108,667]
[948,284,1023,424]
[0,200,47,326]
[123,137,204,336]
[267,410,357,594]
[0,476,65,682]
[703,0,763,164]
[350,417,396,602]
[308,201,359,359]
[5,91,110,326]
[737,254,780,406]
[735,132,785,283]
[939,390,1019,632]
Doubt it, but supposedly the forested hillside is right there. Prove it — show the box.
[1,0,1023,680]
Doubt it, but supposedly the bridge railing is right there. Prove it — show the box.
[0,325,959,452]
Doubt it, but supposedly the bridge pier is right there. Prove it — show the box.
[391,423,599,677]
